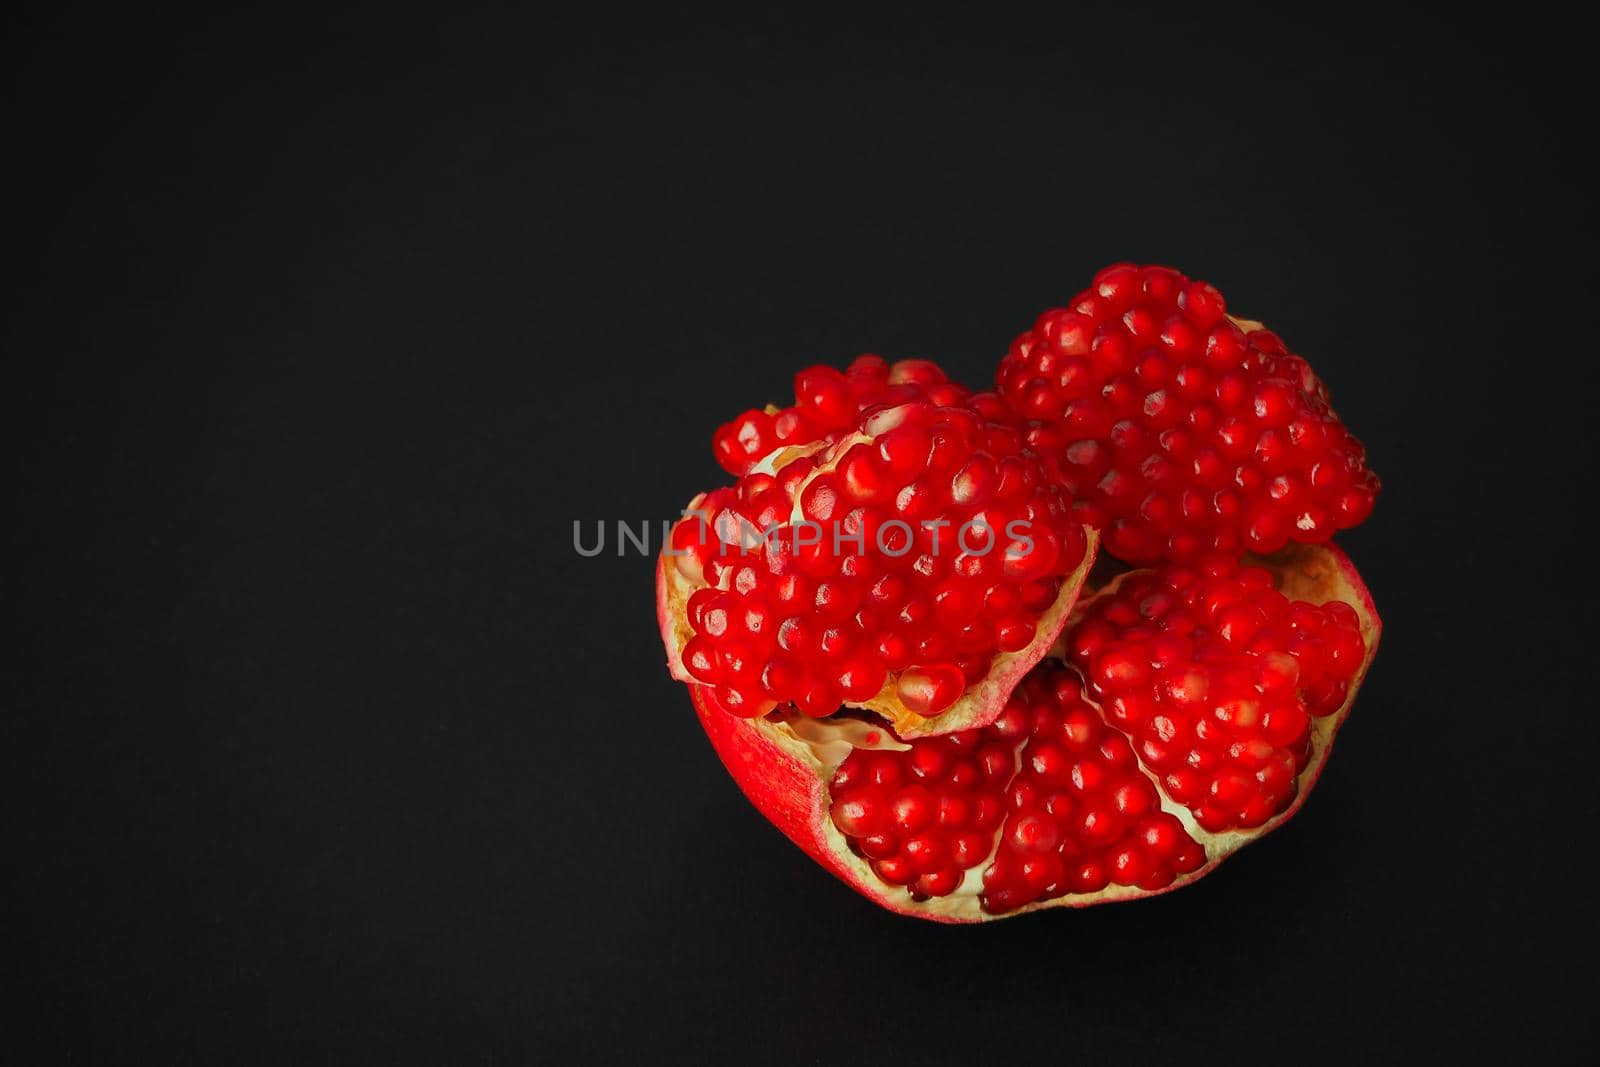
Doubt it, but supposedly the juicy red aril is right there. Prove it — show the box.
[795,366,857,429]
[996,263,1379,563]
[896,664,966,715]
[711,409,776,475]
[828,662,1206,913]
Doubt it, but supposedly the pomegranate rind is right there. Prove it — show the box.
[667,542,1379,922]
[688,685,972,921]
[658,492,710,685]
[656,495,1100,739]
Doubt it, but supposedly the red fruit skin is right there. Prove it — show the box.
[688,684,949,919]
[658,542,1380,921]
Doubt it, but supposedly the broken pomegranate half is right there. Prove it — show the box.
[657,263,1381,920]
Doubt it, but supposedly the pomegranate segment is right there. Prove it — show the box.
[996,263,1380,563]
[713,355,969,476]
[666,391,1097,737]
[981,667,1209,911]
[1066,555,1366,833]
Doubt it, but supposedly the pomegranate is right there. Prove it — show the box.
[662,544,1378,920]
[996,263,1380,563]
[664,386,1098,737]
[657,263,1382,919]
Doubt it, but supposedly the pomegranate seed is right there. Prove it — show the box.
[897,664,966,715]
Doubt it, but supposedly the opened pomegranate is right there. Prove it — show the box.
[657,263,1382,920]
[996,263,1380,563]
[663,385,1097,736]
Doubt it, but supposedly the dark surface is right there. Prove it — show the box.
[6,4,1593,1063]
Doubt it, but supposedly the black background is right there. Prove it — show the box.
[7,4,1594,1063]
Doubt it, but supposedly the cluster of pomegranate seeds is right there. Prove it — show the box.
[676,395,1087,720]
[981,668,1207,910]
[827,732,1009,900]
[1066,556,1366,832]
[828,661,1207,912]
[996,263,1379,563]
[712,355,969,476]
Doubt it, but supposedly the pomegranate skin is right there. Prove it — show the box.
[687,684,951,919]
[657,543,1380,921]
